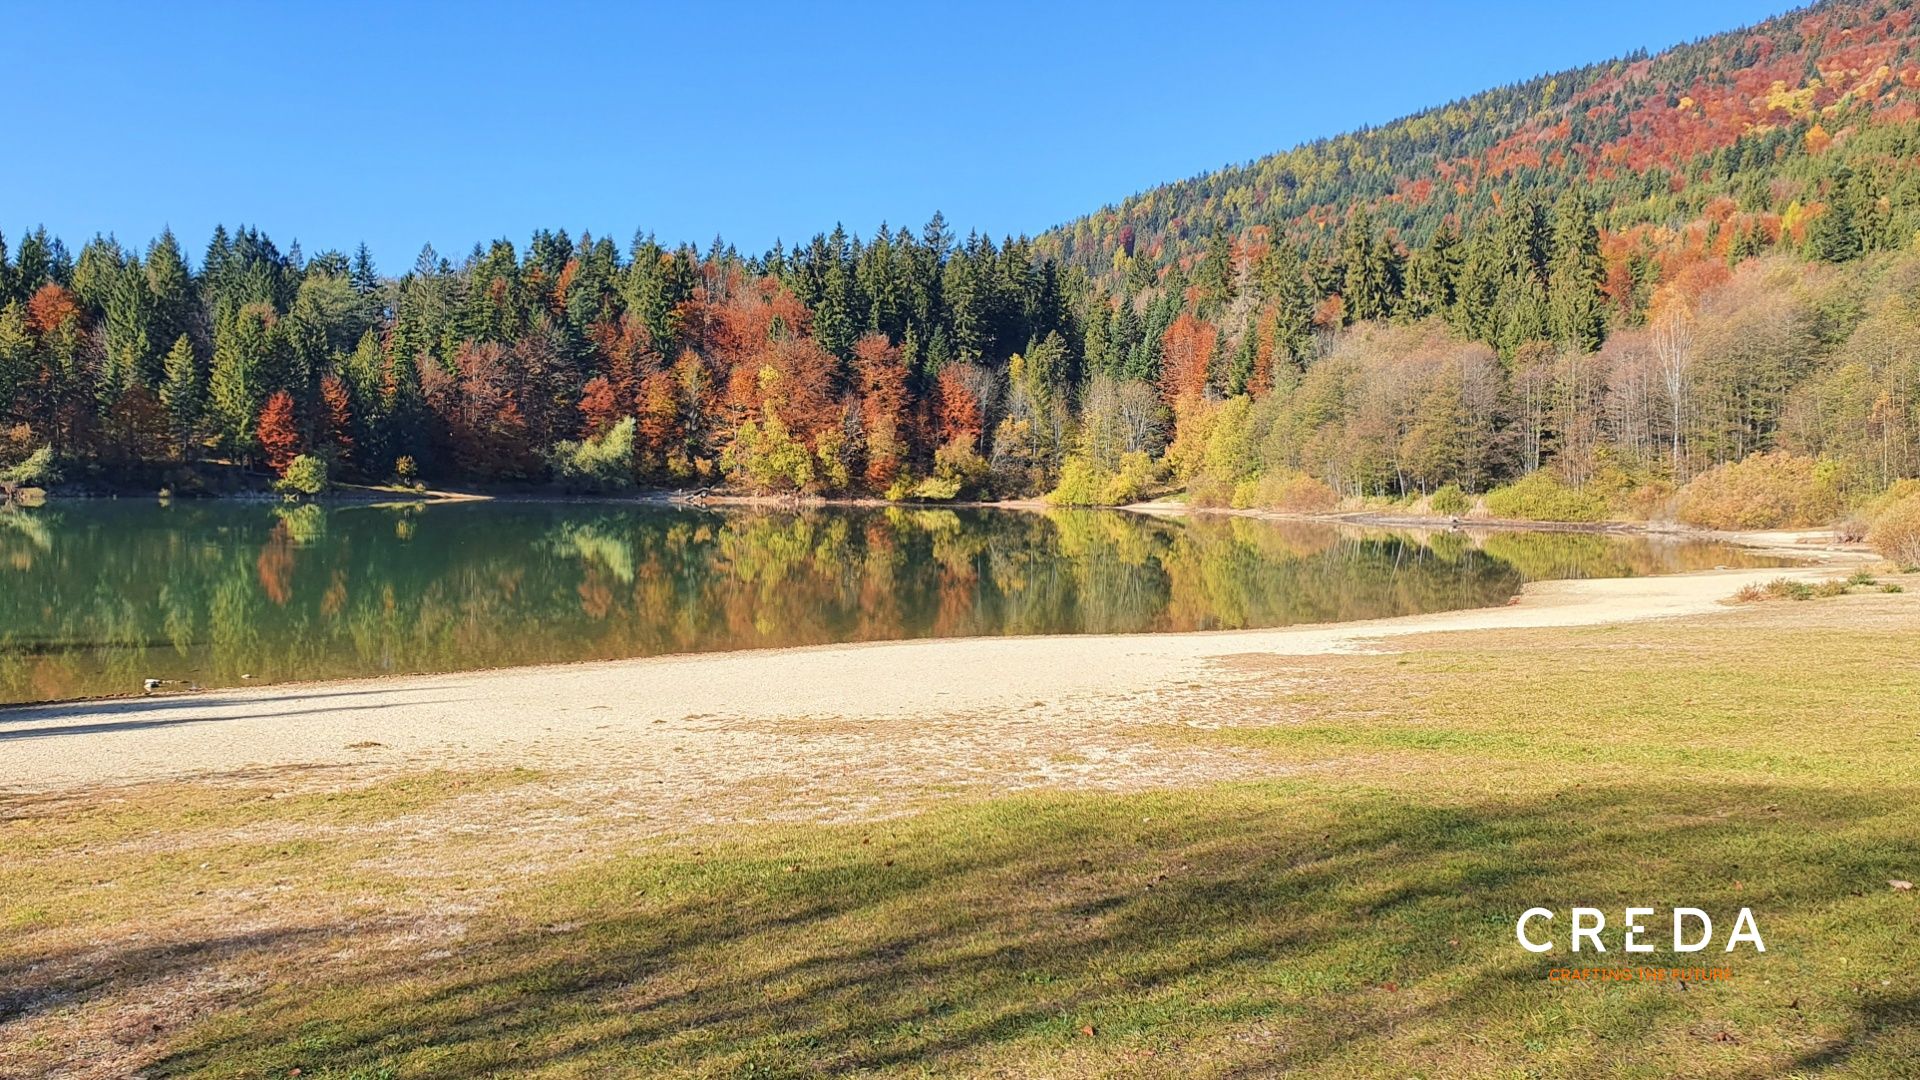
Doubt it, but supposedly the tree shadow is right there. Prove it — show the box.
[111,778,1915,1077]
[0,698,466,742]
[0,685,453,722]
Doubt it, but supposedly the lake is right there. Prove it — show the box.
[0,501,1785,705]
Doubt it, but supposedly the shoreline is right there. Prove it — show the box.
[0,554,1867,794]
[27,482,1869,558]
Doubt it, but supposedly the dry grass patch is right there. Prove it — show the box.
[5,592,1920,1077]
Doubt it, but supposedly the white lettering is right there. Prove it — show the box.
[1673,908,1713,952]
[1517,907,1554,953]
[1571,907,1606,952]
[1725,907,1766,952]
[1623,907,1655,953]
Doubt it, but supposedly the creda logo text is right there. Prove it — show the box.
[1515,907,1767,953]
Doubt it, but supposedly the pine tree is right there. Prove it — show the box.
[350,244,380,295]
[1403,221,1462,320]
[0,301,29,416]
[69,236,124,316]
[210,305,273,461]
[1546,193,1607,351]
[159,334,202,455]
[1195,228,1235,312]
[1809,169,1861,263]
[104,252,154,401]
[814,227,856,362]
[1340,208,1391,322]
[13,229,54,303]
[145,230,195,374]
[1227,312,1258,395]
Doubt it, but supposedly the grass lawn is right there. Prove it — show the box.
[4,586,1918,1077]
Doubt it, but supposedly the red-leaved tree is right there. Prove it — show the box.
[256,391,303,474]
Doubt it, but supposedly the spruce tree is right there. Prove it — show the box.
[145,230,195,380]
[209,306,271,461]
[1546,193,1607,352]
[104,252,155,399]
[159,334,202,455]
[0,301,29,414]
[1808,169,1861,263]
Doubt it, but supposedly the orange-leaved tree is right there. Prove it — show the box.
[256,390,303,474]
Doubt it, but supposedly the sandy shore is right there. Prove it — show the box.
[0,555,1862,794]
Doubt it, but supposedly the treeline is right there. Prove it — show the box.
[0,218,1085,497]
[8,0,1920,510]
[3,187,1918,510]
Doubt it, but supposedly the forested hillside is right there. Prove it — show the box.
[6,0,1920,526]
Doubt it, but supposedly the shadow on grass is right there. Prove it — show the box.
[99,779,1920,1076]
[0,925,338,1026]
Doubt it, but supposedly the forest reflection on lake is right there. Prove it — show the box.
[0,501,1787,704]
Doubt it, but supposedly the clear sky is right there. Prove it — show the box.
[6,0,1793,272]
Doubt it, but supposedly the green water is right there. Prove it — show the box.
[0,501,1783,705]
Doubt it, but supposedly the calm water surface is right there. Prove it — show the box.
[0,501,1785,704]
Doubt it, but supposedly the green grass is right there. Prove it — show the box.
[155,781,1917,1078]
[7,595,1920,1077]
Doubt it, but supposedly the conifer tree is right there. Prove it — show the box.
[210,305,273,461]
[159,334,202,455]
[1546,193,1606,352]
[145,230,195,372]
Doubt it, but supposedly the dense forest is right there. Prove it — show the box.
[6,0,1920,524]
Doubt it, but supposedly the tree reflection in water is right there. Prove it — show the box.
[0,503,1782,704]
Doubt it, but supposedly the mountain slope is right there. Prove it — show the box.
[1043,0,1920,275]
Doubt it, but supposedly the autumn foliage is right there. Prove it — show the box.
[1159,313,1216,404]
[256,391,303,474]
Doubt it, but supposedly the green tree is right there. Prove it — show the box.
[1547,193,1606,352]
[159,334,202,455]
[0,301,30,416]
[103,252,154,400]
[145,229,195,372]
[1808,171,1861,263]
[210,305,276,461]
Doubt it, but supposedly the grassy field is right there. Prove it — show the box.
[4,584,1918,1077]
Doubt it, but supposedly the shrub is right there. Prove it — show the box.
[1868,492,1920,570]
[1674,452,1842,530]
[1048,456,1109,507]
[908,475,962,501]
[274,453,329,497]
[722,415,815,493]
[1185,472,1235,507]
[929,439,989,498]
[1734,577,1842,602]
[1883,583,1905,593]
[1763,577,1814,601]
[1233,471,1340,512]
[1047,451,1156,507]
[1483,472,1609,523]
[549,416,636,492]
[1429,483,1470,516]
[394,455,419,483]
[1103,451,1157,505]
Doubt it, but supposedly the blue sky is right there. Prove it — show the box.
[7,1,1791,271]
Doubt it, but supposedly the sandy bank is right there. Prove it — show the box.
[0,555,1865,794]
